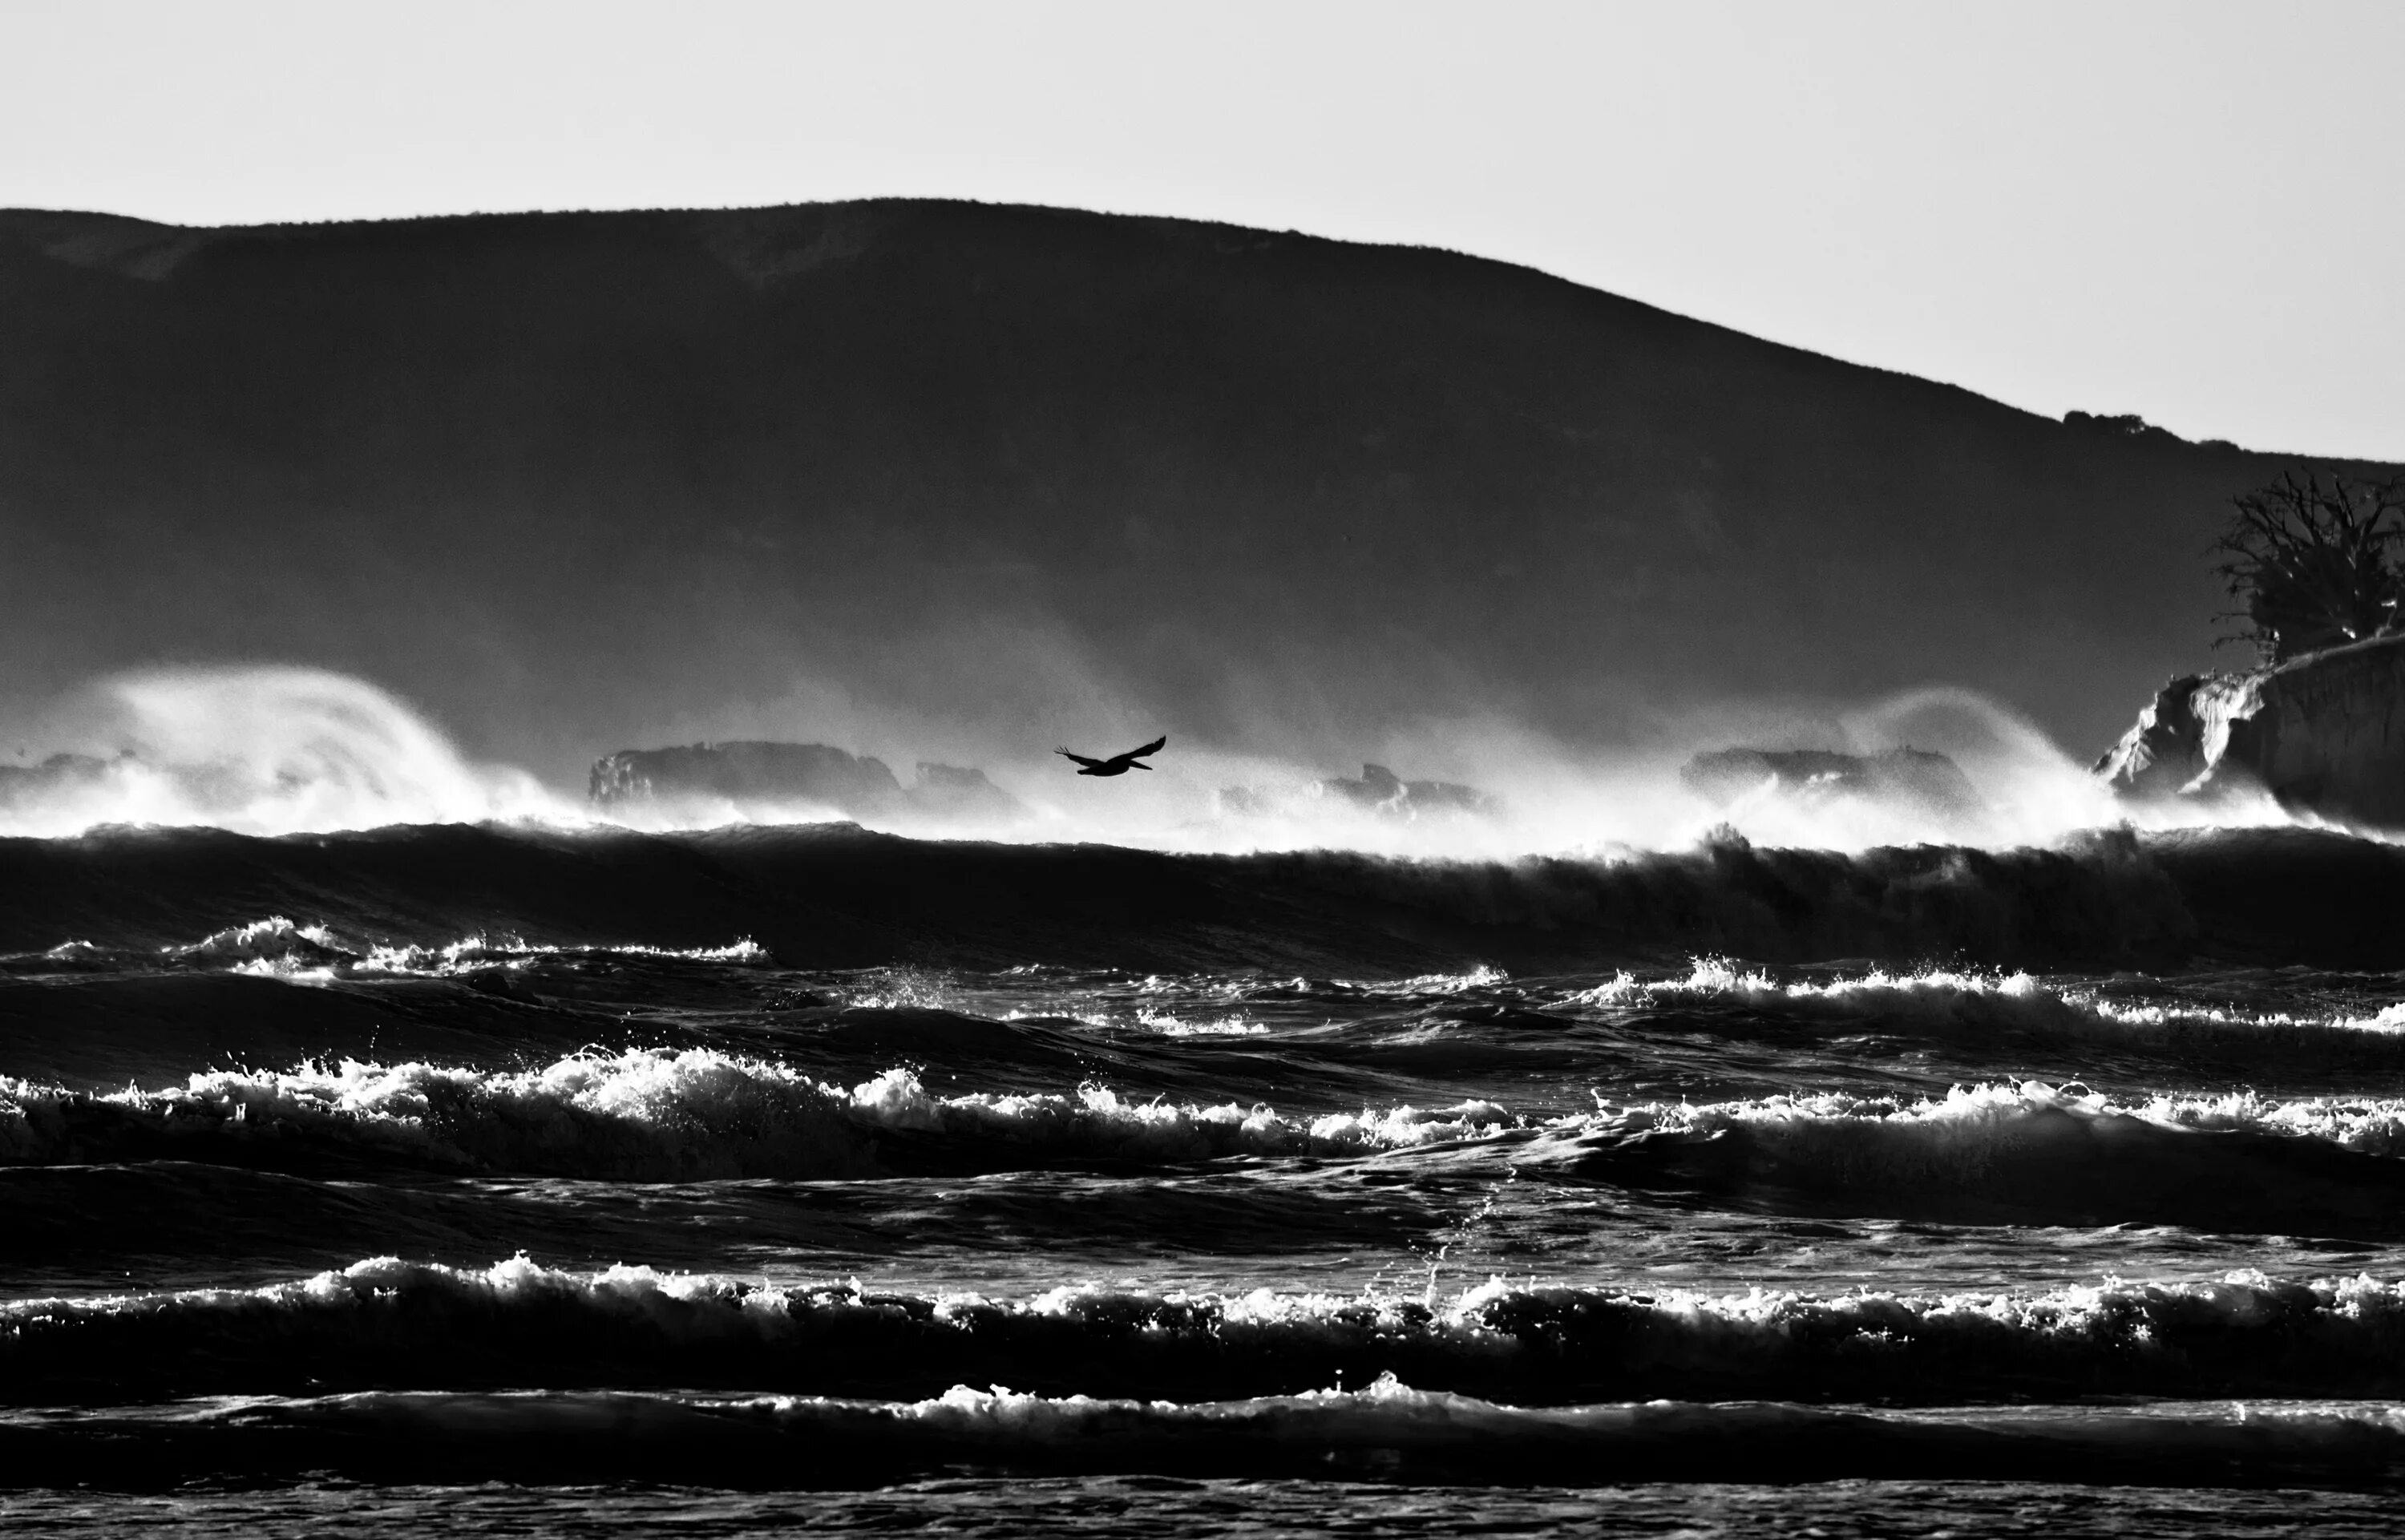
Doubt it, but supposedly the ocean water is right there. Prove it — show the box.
[9,815,2405,1533]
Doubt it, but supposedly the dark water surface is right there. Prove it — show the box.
[9,823,2405,1532]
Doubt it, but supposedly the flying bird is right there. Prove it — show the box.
[1056,736,1167,777]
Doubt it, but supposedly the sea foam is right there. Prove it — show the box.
[18,1381,2405,1485]
[0,1050,1514,1180]
[1570,960,2405,1068]
[0,667,571,837]
[14,1255,2405,1412]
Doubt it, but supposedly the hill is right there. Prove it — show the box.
[2,200,2390,779]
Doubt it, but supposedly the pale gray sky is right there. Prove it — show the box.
[4,0,2397,459]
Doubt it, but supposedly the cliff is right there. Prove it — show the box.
[2094,633,2405,828]
[590,742,1025,825]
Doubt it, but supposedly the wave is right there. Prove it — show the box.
[1586,1077,2405,1159]
[18,1383,2405,1488]
[0,668,569,839]
[0,1050,1514,1181]
[9,819,2405,973]
[16,1255,2405,1414]
[1554,1079,2405,1235]
[1,918,774,1017]
[15,915,770,976]
[352,936,770,977]
[1572,960,2405,1070]
[18,1049,2405,1234]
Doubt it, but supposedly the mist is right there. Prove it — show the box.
[13,200,2391,804]
[0,666,567,838]
[0,662,2306,855]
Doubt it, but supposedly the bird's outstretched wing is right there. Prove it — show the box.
[1122,736,1167,762]
[1056,746,1106,770]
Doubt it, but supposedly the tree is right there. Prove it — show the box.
[2213,471,2405,663]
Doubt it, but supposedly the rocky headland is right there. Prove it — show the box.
[590,742,1025,825]
[2094,632,2405,829]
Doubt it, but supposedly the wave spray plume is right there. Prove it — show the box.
[0,667,568,835]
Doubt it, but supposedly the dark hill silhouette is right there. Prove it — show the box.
[2,199,2391,778]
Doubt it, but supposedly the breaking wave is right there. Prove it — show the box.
[17,1254,2405,1413]
[1582,1077,2405,1160]
[0,667,571,837]
[10,818,2405,973]
[1571,960,2405,1069]
[1555,1079,2405,1234]
[17,1380,2405,1486]
[0,1050,1514,1180]
[18,1046,2405,1235]
[5,916,772,983]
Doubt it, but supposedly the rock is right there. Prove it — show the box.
[2091,678,2211,798]
[1318,763,1493,816]
[0,752,122,810]
[907,762,1026,822]
[1680,747,1983,820]
[590,742,904,817]
[2094,632,2405,827]
[1219,763,1497,820]
[588,742,1025,823]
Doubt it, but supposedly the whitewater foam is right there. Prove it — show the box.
[1534,1077,2405,1237]
[350,935,771,977]
[106,916,778,982]
[0,1051,1518,1179]
[1136,1012,1271,1037]
[1,667,574,837]
[18,1255,2405,1413]
[22,1380,2405,1487]
[1582,1078,2405,1159]
[1571,960,2405,1065]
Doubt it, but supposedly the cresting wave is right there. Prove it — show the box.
[0,1050,1514,1181]
[15,1384,2405,1487]
[1574,960,2405,1069]
[15,1254,2405,1410]
[18,1052,2405,1235]
[0,668,570,838]
[0,668,2289,859]
[1583,959,2405,1032]
[30,912,2405,1082]
[159,916,772,981]
[10,819,2405,972]
[53,916,2405,1060]
[1550,1079,2405,1235]
[1586,1078,2405,1158]
[11,915,771,979]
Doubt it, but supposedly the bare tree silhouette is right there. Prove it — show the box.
[2213,471,2405,663]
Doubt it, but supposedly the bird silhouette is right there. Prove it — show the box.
[1056,736,1167,777]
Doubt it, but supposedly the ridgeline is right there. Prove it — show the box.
[4,200,2393,774]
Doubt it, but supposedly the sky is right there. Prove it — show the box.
[2,0,2399,463]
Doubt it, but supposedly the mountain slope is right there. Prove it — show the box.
[2,199,2387,778]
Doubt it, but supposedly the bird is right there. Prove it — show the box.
[1056,736,1167,777]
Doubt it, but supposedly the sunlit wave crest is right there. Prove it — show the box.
[0,666,573,836]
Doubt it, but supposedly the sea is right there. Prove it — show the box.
[10,693,2405,1535]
